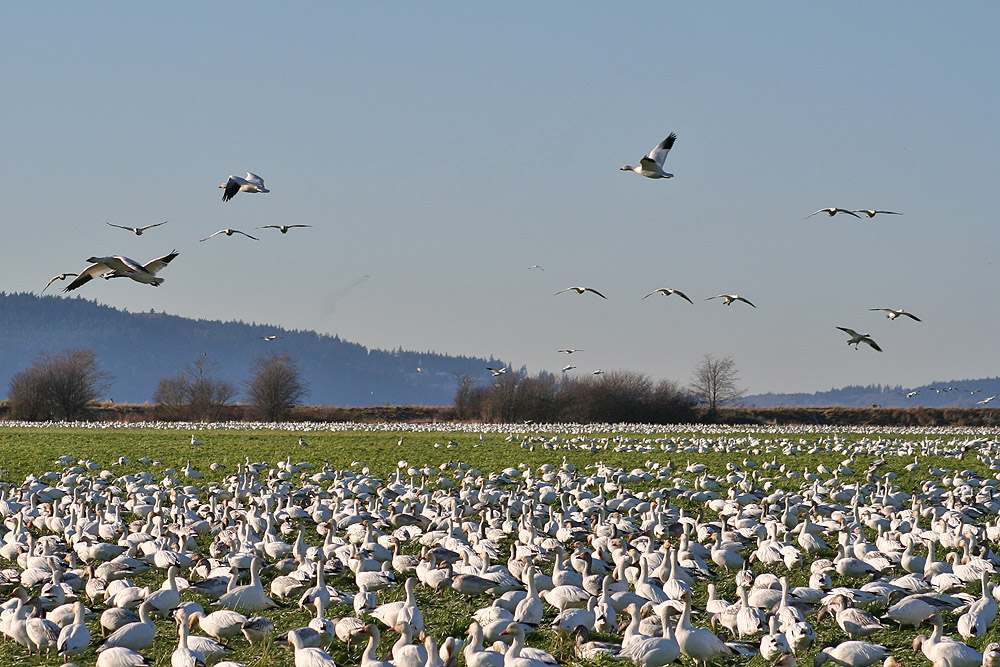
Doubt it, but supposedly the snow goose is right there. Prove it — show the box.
[287,627,337,667]
[199,228,259,241]
[817,594,883,639]
[555,286,607,299]
[498,623,555,667]
[466,622,505,667]
[983,642,1000,667]
[216,556,278,612]
[26,615,60,656]
[674,591,732,666]
[914,614,982,667]
[64,251,179,292]
[643,288,694,304]
[812,642,890,667]
[258,224,311,233]
[188,608,248,645]
[621,133,677,179]
[870,308,921,322]
[760,616,791,662]
[41,272,79,293]
[617,602,680,667]
[836,328,882,352]
[57,601,91,659]
[106,221,167,235]
[220,172,269,202]
[706,294,756,307]
[99,600,155,652]
[391,621,428,667]
[360,624,395,667]
[805,207,861,219]
[854,210,901,218]
[96,646,152,667]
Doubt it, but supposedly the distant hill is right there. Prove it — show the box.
[745,379,1000,409]
[0,292,507,406]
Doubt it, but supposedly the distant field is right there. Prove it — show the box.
[0,424,996,667]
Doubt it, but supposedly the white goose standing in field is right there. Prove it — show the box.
[220,172,269,202]
[812,642,891,667]
[621,133,677,179]
[675,591,732,666]
[216,556,278,612]
[57,601,91,659]
[99,600,156,652]
[96,646,153,666]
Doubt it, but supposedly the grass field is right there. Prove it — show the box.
[0,423,996,667]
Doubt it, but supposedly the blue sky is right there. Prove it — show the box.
[3,3,998,396]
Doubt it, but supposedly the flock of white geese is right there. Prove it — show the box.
[2,425,1000,667]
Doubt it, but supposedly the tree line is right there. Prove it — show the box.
[5,349,308,421]
[454,354,746,424]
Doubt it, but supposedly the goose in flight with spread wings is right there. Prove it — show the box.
[200,228,259,242]
[854,210,901,218]
[621,133,677,179]
[837,327,882,351]
[871,308,921,321]
[643,288,694,304]
[805,208,860,219]
[64,251,179,292]
[707,294,756,307]
[41,273,79,293]
[220,172,269,202]
[106,221,168,235]
[258,224,312,234]
[487,367,508,377]
[556,286,607,299]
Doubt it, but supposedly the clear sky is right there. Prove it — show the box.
[3,3,998,397]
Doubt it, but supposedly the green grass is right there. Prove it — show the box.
[0,425,995,667]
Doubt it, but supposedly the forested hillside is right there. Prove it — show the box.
[0,293,503,405]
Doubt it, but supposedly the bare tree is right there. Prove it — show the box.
[689,354,746,414]
[7,349,111,420]
[245,352,308,421]
[153,356,235,421]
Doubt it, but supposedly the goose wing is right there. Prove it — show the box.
[106,222,136,232]
[837,327,862,337]
[222,176,241,202]
[244,172,267,188]
[646,133,677,169]
[138,221,168,232]
[142,250,179,275]
[64,262,113,292]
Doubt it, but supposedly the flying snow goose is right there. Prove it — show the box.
[836,327,882,352]
[257,224,311,233]
[106,221,167,235]
[870,308,921,321]
[64,251,179,292]
[706,294,756,307]
[805,208,860,219]
[41,273,79,293]
[220,172,269,201]
[200,228,258,241]
[621,133,677,179]
[643,288,694,304]
[555,286,607,299]
[853,210,901,218]
[487,367,508,377]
